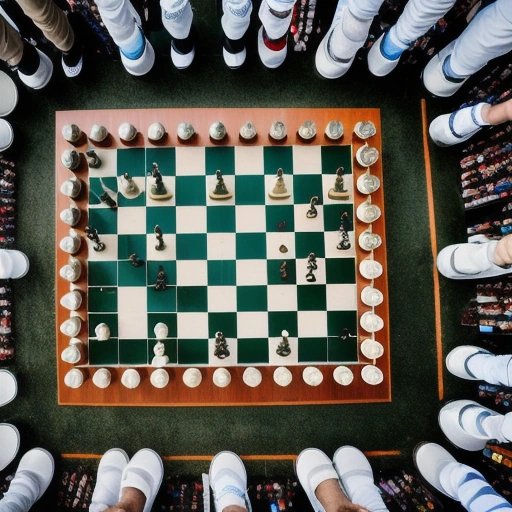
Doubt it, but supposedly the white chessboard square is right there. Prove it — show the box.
[117,206,146,234]
[326,284,357,311]
[146,177,175,207]
[264,174,294,205]
[324,231,356,259]
[292,145,322,174]
[175,147,205,176]
[298,310,328,338]
[147,234,176,261]
[322,174,354,205]
[294,204,325,233]
[177,312,209,338]
[207,286,237,312]
[176,206,207,233]
[88,149,117,177]
[236,260,268,286]
[296,257,326,285]
[235,205,266,233]
[117,176,146,200]
[208,335,238,366]
[177,260,208,286]
[266,232,296,259]
[268,336,298,365]
[206,174,235,206]
[234,146,264,175]
[267,285,298,312]
[236,312,269,338]
[118,287,148,338]
[86,234,118,261]
[207,233,236,260]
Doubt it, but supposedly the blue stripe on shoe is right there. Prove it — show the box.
[120,28,146,60]
[448,112,465,139]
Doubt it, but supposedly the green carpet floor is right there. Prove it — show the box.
[0,2,482,509]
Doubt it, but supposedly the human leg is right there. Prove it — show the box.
[221,0,252,68]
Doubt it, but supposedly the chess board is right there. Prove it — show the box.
[55,108,390,406]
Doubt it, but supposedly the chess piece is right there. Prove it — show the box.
[357,171,380,195]
[273,366,292,387]
[361,286,383,307]
[333,366,354,386]
[239,121,257,141]
[360,311,384,333]
[154,265,167,291]
[269,121,286,141]
[61,149,80,170]
[85,226,105,252]
[129,253,144,267]
[359,258,383,279]
[356,143,379,167]
[276,329,291,357]
[150,369,169,388]
[154,225,165,251]
[358,231,382,251]
[337,211,351,251]
[119,172,140,198]
[303,366,323,386]
[59,228,81,254]
[209,170,232,200]
[59,256,82,282]
[86,149,102,168]
[60,316,81,337]
[118,122,137,142]
[95,322,111,341]
[360,339,384,359]
[151,341,169,367]
[183,368,202,388]
[328,167,350,200]
[243,367,262,388]
[89,124,109,143]
[340,328,357,342]
[356,198,381,223]
[64,368,84,388]
[60,177,82,199]
[306,196,319,218]
[280,260,288,281]
[269,168,291,199]
[61,338,82,364]
[148,122,166,142]
[305,252,317,282]
[177,122,195,141]
[279,244,288,253]
[60,290,83,311]
[121,369,140,389]
[92,368,111,389]
[154,322,168,340]
[214,331,230,359]
[59,206,81,227]
[354,121,377,140]
[100,192,117,209]
[297,120,316,141]
[361,365,384,385]
[213,368,231,387]
[325,120,344,141]
[62,124,82,144]
[209,121,227,141]
[149,162,172,200]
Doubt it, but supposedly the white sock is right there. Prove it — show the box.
[452,103,490,136]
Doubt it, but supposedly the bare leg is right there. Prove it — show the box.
[104,487,146,512]
[315,479,369,512]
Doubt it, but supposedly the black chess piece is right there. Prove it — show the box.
[154,225,165,251]
[129,253,144,267]
[306,196,319,219]
[86,149,101,168]
[155,265,167,291]
[337,211,351,250]
[85,225,105,252]
[276,331,291,357]
[100,192,117,209]
[280,261,288,281]
[305,252,317,283]
[214,331,230,359]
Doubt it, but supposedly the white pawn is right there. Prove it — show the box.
[121,369,141,389]
[60,177,82,199]
[150,368,169,388]
[89,124,109,143]
[92,368,111,388]
[61,338,82,364]
[59,256,82,282]
[59,229,82,255]
[118,122,137,141]
[60,290,83,311]
[64,368,84,388]
[95,323,111,341]
[60,316,81,337]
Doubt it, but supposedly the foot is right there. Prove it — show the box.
[90,449,129,510]
[367,31,406,77]
[18,47,53,89]
[445,345,493,381]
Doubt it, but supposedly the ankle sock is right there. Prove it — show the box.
[442,55,466,81]
[452,103,490,135]
[172,31,194,55]
[17,42,39,75]
[380,27,408,60]
[120,27,145,60]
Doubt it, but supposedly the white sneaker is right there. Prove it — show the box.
[367,32,401,77]
[62,55,83,78]
[0,119,14,153]
[91,449,129,510]
[257,26,287,69]
[170,41,195,69]
[17,47,53,89]
[120,34,155,76]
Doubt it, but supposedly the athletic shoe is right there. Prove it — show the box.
[170,38,195,69]
[367,31,401,77]
[90,449,129,510]
[18,47,53,89]
[62,55,83,78]
[120,34,155,76]
[257,26,287,69]
[0,119,14,153]
[223,37,247,69]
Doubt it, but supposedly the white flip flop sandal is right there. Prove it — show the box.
[445,346,492,381]
[0,369,17,406]
[0,423,20,470]
[332,446,374,502]
[14,448,54,501]
[91,448,129,509]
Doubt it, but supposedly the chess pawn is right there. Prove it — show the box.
[118,122,137,142]
[333,366,354,386]
[269,121,287,141]
[61,338,82,364]
[177,122,195,142]
[89,124,109,143]
[60,316,81,337]
[209,171,232,200]
[61,149,81,170]
[243,367,262,388]
[354,121,377,140]
[150,369,169,388]
[356,171,380,194]
[360,339,384,359]
[360,286,383,307]
[273,366,292,387]
[269,168,291,199]
[121,369,141,389]
[303,366,323,386]
[356,143,379,167]
[183,368,202,388]
[60,177,82,199]
[64,368,85,389]
[213,368,231,388]
[209,121,227,141]
[239,121,257,142]
[151,341,169,367]
[297,120,316,141]
[95,322,110,341]
[59,256,82,282]
[62,124,82,144]
[153,322,168,340]
[59,205,81,227]
[148,122,166,142]
[361,365,384,385]
[325,120,344,141]
[359,258,383,279]
[59,229,81,254]
[359,311,384,333]
[356,198,381,224]
[358,231,382,251]
[92,368,111,389]
[60,290,83,311]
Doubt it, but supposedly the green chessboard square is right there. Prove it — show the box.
[265,205,294,232]
[207,260,236,286]
[321,146,352,174]
[236,233,266,259]
[146,206,176,234]
[88,208,118,234]
[147,313,177,337]
[146,147,176,175]
[175,176,206,206]
[118,260,147,287]
[147,286,177,312]
[177,286,208,312]
[147,260,176,286]
[295,232,325,258]
[293,175,323,204]
[89,177,118,205]
[268,311,298,337]
[297,284,326,311]
[88,286,118,312]
[237,338,269,364]
[117,148,147,177]
[328,336,358,362]
[323,204,354,232]
[208,312,237,338]
[325,258,356,284]
[234,176,265,205]
[267,259,296,285]
[176,234,207,260]
[298,337,328,362]
[88,261,118,286]
[207,206,236,233]
[264,146,293,175]
[118,234,147,261]
[177,339,208,364]
[237,285,267,311]
[119,339,148,365]
[206,146,235,175]
[118,188,146,207]
[88,313,118,337]
[148,339,177,364]
[89,339,119,365]
[327,311,357,337]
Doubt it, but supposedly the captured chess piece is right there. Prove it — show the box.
[149,162,172,200]
[305,252,317,282]
[59,228,81,255]
[129,253,144,267]
[86,149,101,168]
[61,149,80,170]
[60,205,81,227]
[214,331,230,359]
[154,265,167,291]
[280,260,288,281]
[85,225,105,252]
[62,124,82,144]
[60,177,82,199]
[306,196,319,218]
[328,167,350,200]
[154,225,165,251]
[269,168,291,199]
[276,329,291,357]
[209,170,232,200]
[337,211,351,250]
